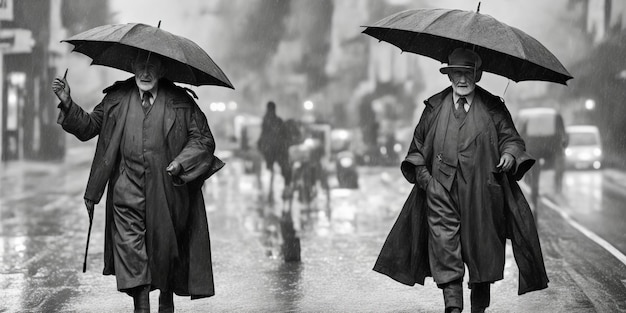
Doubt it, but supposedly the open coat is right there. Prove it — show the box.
[373,86,548,295]
[58,78,223,299]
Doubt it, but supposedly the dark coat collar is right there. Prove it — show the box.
[425,85,503,111]
[101,78,195,110]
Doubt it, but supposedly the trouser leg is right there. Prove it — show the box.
[529,162,540,208]
[440,278,463,312]
[554,154,564,194]
[279,157,292,186]
[279,157,292,199]
[130,284,150,313]
[427,179,464,312]
[426,178,464,284]
[470,282,490,313]
[159,289,174,313]
[113,203,151,291]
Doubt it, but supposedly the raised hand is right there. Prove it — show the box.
[51,69,71,108]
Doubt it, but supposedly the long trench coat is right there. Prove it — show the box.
[373,86,548,295]
[58,78,223,299]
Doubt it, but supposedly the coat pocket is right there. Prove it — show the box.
[437,160,456,177]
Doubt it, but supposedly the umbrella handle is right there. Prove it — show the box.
[82,217,93,273]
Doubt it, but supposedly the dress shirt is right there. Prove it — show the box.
[453,92,474,112]
[139,87,158,105]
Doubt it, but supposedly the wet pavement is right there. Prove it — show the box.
[1,145,626,312]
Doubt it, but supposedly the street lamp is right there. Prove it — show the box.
[303,100,314,111]
[585,99,596,110]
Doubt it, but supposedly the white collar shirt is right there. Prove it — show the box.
[452,92,475,112]
[139,87,158,105]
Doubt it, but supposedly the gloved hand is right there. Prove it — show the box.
[415,165,432,190]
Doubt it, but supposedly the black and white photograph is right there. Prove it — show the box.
[1,0,625,312]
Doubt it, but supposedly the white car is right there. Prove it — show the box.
[565,125,603,170]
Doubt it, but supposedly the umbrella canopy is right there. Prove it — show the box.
[362,8,573,85]
[63,23,234,88]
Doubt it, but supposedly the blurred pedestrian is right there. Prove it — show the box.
[258,101,291,199]
[374,48,548,313]
[52,51,220,313]
[517,108,568,204]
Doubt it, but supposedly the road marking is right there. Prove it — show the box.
[543,197,626,266]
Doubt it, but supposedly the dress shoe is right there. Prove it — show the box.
[159,290,174,313]
[132,285,150,313]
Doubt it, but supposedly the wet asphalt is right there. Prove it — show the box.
[1,145,626,312]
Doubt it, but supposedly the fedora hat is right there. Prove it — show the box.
[440,48,482,74]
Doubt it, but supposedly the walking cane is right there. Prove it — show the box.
[83,205,93,273]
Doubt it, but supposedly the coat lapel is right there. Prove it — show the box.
[84,88,131,202]
[460,92,492,148]
[164,101,176,139]
[433,93,454,158]
[101,89,131,151]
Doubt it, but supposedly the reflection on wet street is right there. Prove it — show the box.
[562,169,604,212]
[0,147,90,312]
[2,148,626,312]
[543,168,626,254]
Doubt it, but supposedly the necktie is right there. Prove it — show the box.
[142,92,152,110]
[456,97,467,121]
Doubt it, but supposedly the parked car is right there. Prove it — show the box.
[565,125,603,170]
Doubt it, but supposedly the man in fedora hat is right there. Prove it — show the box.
[374,48,547,313]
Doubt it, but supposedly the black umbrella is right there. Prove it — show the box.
[362,6,573,85]
[64,23,232,272]
[63,22,234,88]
